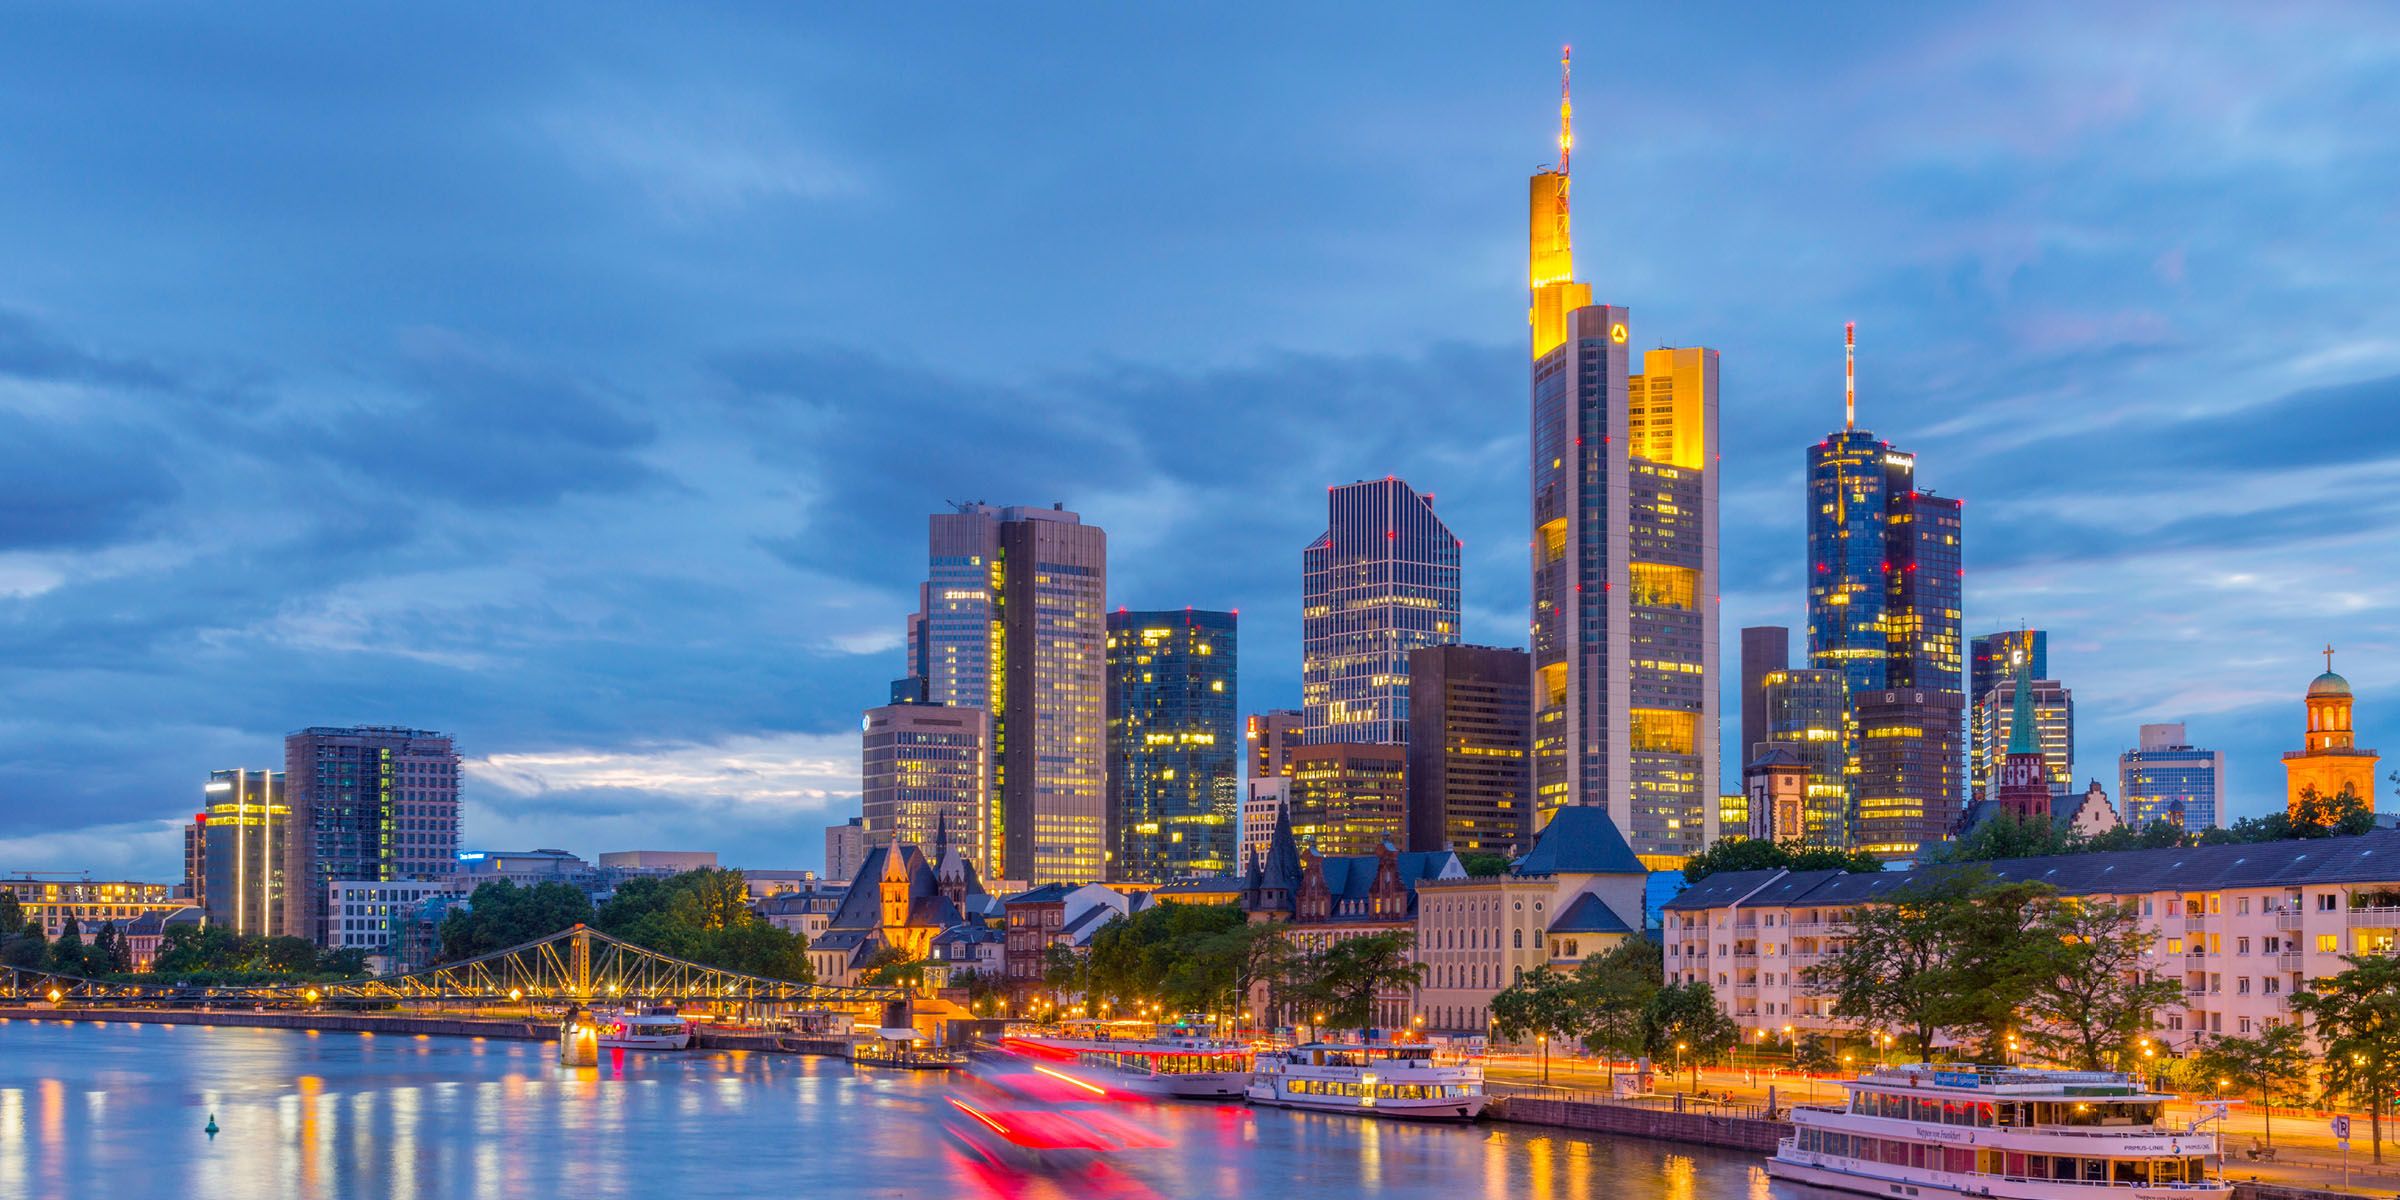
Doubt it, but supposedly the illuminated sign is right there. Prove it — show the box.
[1610,323,1628,344]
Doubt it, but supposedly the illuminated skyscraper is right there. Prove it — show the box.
[1970,630,2047,726]
[1972,673,2073,799]
[1302,478,1460,746]
[860,702,990,868]
[285,725,459,945]
[1106,609,1239,881]
[1756,667,1851,847]
[1247,709,1304,780]
[1739,626,1791,769]
[902,502,1109,883]
[1405,644,1533,855]
[1805,325,1964,858]
[1284,742,1408,857]
[196,768,290,936]
[2119,723,2225,830]
[1526,49,1720,866]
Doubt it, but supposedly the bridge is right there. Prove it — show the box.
[0,924,904,1013]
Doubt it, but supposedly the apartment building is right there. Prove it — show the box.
[1663,830,2400,1051]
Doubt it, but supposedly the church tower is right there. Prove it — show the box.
[1994,661,2053,822]
[2284,647,2380,817]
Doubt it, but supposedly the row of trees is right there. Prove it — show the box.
[1485,938,1739,1084]
[0,893,369,982]
[1027,903,1426,1034]
[1936,786,2376,866]
[435,869,814,982]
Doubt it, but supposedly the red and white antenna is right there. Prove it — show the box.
[1844,320,1857,432]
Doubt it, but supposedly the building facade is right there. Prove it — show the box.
[2285,651,2379,816]
[1664,829,2400,1050]
[1284,742,1408,858]
[1,878,183,939]
[1804,327,1964,859]
[1740,626,1791,768]
[1969,629,2047,769]
[901,502,1109,883]
[1301,478,1461,746]
[1757,667,1852,847]
[1971,675,2073,800]
[859,702,990,870]
[325,878,451,969]
[1241,777,1291,869]
[1525,68,1721,867]
[2119,723,2226,830]
[825,816,867,885]
[285,726,460,945]
[1405,644,1533,855]
[194,767,290,936]
[1106,609,1239,881]
[1248,709,1304,780]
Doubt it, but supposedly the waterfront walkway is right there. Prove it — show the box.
[1484,1057,2400,1196]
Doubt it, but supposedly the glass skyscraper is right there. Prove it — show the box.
[1301,478,1460,746]
[860,702,989,867]
[1757,667,1851,847]
[1972,674,2073,799]
[1106,609,1239,882]
[2119,722,2226,830]
[196,767,290,938]
[285,725,459,945]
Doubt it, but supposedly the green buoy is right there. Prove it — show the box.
[204,1113,219,1139]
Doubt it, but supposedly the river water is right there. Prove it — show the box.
[0,1017,1802,1200]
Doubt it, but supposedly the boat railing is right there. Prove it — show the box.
[1486,1081,1780,1122]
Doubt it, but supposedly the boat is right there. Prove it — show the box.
[1244,1041,1485,1121]
[1768,1063,2232,1200]
[594,1005,693,1051]
[852,1026,966,1070]
[1006,1031,1254,1099]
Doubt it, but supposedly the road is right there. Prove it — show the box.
[1482,1056,2400,1197]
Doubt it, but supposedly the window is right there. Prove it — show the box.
[2320,893,2339,912]
[2319,934,2340,953]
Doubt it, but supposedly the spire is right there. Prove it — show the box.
[2327,643,2337,673]
[2007,654,2040,757]
[1844,321,1857,432]
[1557,45,1573,177]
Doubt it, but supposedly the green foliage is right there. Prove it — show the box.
[594,870,813,983]
[2188,1024,2312,1145]
[1643,980,1739,1063]
[1456,851,1514,878]
[859,945,924,989]
[438,881,594,962]
[0,891,27,936]
[1576,938,1664,1065]
[86,922,131,975]
[2016,897,2184,1069]
[1932,814,2195,865]
[2197,785,2376,845]
[49,916,87,974]
[1681,838,1884,885]
[1082,901,1262,1016]
[144,924,370,983]
[1288,930,1424,1033]
[2081,820,2193,854]
[1807,868,2058,1060]
[2289,952,2400,1162]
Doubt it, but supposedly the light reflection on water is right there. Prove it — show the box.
[0,1018,1818,1200]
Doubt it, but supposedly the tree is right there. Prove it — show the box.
[86,922,131,976]
[595,869,812,982]
[1573,938,1663,1084]
[2189,1024,2313,1146]
[1643,981,1738,1091]
[0,891,28,936]
[1932,811,2076,864]
[439,881,594,962]
[49,916,87,975]
[1488,966,1585,1083]
[859,945,924,990]
[1807,868,2054,1059]
[1681,838,1883,885]
[2017,896,2184,1069]
[1293,931,1423,1033]
[1042,943,1089,1015]
[2290,952,2400,1164]
[1456,851,1514,878]
[1083,901,1252,1014]
[2082,821,2191,854]
[2293,784,2377,837]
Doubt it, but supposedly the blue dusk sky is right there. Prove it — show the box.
[2,5,2397,879]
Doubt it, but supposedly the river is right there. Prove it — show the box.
[0,1017,1797,1200]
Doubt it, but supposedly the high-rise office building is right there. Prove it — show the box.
[2119,723,2226,830]
[1106,609,1239,881]
[1757,667,1852,847]
[860,702,990,867]
[825,816,868,884]
[1302,478,1460,746]
[1970,630,2047,727]
[1526,52,1721,867]
[1805,325,1964,858]
[286,726,460,945]
[900,502,1108,883]
[1972,674,2073,798]
[1405,644,1533,855]
[1284,742,1408,857]
[1248,709,1304,781]
[195,768,290,936]
[1739,626,1791,768]
[1241,776,1291,868]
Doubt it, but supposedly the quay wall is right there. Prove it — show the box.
[15,1008,856,1057]
[1491,1095,1788,1152]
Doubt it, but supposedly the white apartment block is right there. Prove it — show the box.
[1663,830,2400,1052]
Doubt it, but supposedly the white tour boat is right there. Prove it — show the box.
[593,1005,694,1051]
[1009,1032,1254,1099]
[1244,1041,1485,1121]
[1769,1064,2231,1200]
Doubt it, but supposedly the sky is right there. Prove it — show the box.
[2,4,2398,880]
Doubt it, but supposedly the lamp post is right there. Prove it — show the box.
[1677,1040,1690,1094]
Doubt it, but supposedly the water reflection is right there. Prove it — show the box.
[2,1019,1813,1200]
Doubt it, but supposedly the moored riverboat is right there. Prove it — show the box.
[1244,1041,1483,1121]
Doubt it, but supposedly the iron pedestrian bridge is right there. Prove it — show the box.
[0,924,903,1011]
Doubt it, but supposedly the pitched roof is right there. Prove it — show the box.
[1513,806,1645,877]
[1547,891,1636,935]
[1003,882,1076,906]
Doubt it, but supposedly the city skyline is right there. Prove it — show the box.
[3,8,2398,878]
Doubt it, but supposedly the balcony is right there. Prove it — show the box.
[2279,951,2304,971]
[2346,907,2400,928]
[2183,914,2208,932]
[2276,910,2304,932]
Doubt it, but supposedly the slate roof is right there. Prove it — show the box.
[824,846,940,932]
[1512,806,1646,878]
[1664,829,2400,910]
[1314,850,1458,899]
[1547,891,1636,935]
[1002,882,1076,906]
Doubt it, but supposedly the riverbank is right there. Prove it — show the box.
[15,1007,849,1055]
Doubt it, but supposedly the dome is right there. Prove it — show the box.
[2309,670,2352,699]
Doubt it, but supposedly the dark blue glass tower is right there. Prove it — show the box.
[1105,609,1239,882]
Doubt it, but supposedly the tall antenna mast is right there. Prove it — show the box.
[1557,45,1573,176]
[1844,320,1857,432]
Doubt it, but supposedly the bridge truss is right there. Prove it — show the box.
[0,924,902,1010]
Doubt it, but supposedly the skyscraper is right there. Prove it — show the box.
[1106,609,1239,882]
[285,726,459,945]
[1971,674,2073,798]
[1247,709,1304,781]
[1526,51,1721,866]
[1970,630,2047,725]
[1756,667,1851,847]
[2119,723,2226,830]
[825,816,868,884]
[1302,478,1461,746]
[901,502,1109,883]
[1283,742,1408,857]
[1405,644,1533,855]
[196,768,290,937]
[860,702,990,868]
[1805,325,1964,858]
[1739,626,1791,765]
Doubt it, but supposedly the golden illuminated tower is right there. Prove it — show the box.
[1528,46,1591,357]
[2284,645,2379,816]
